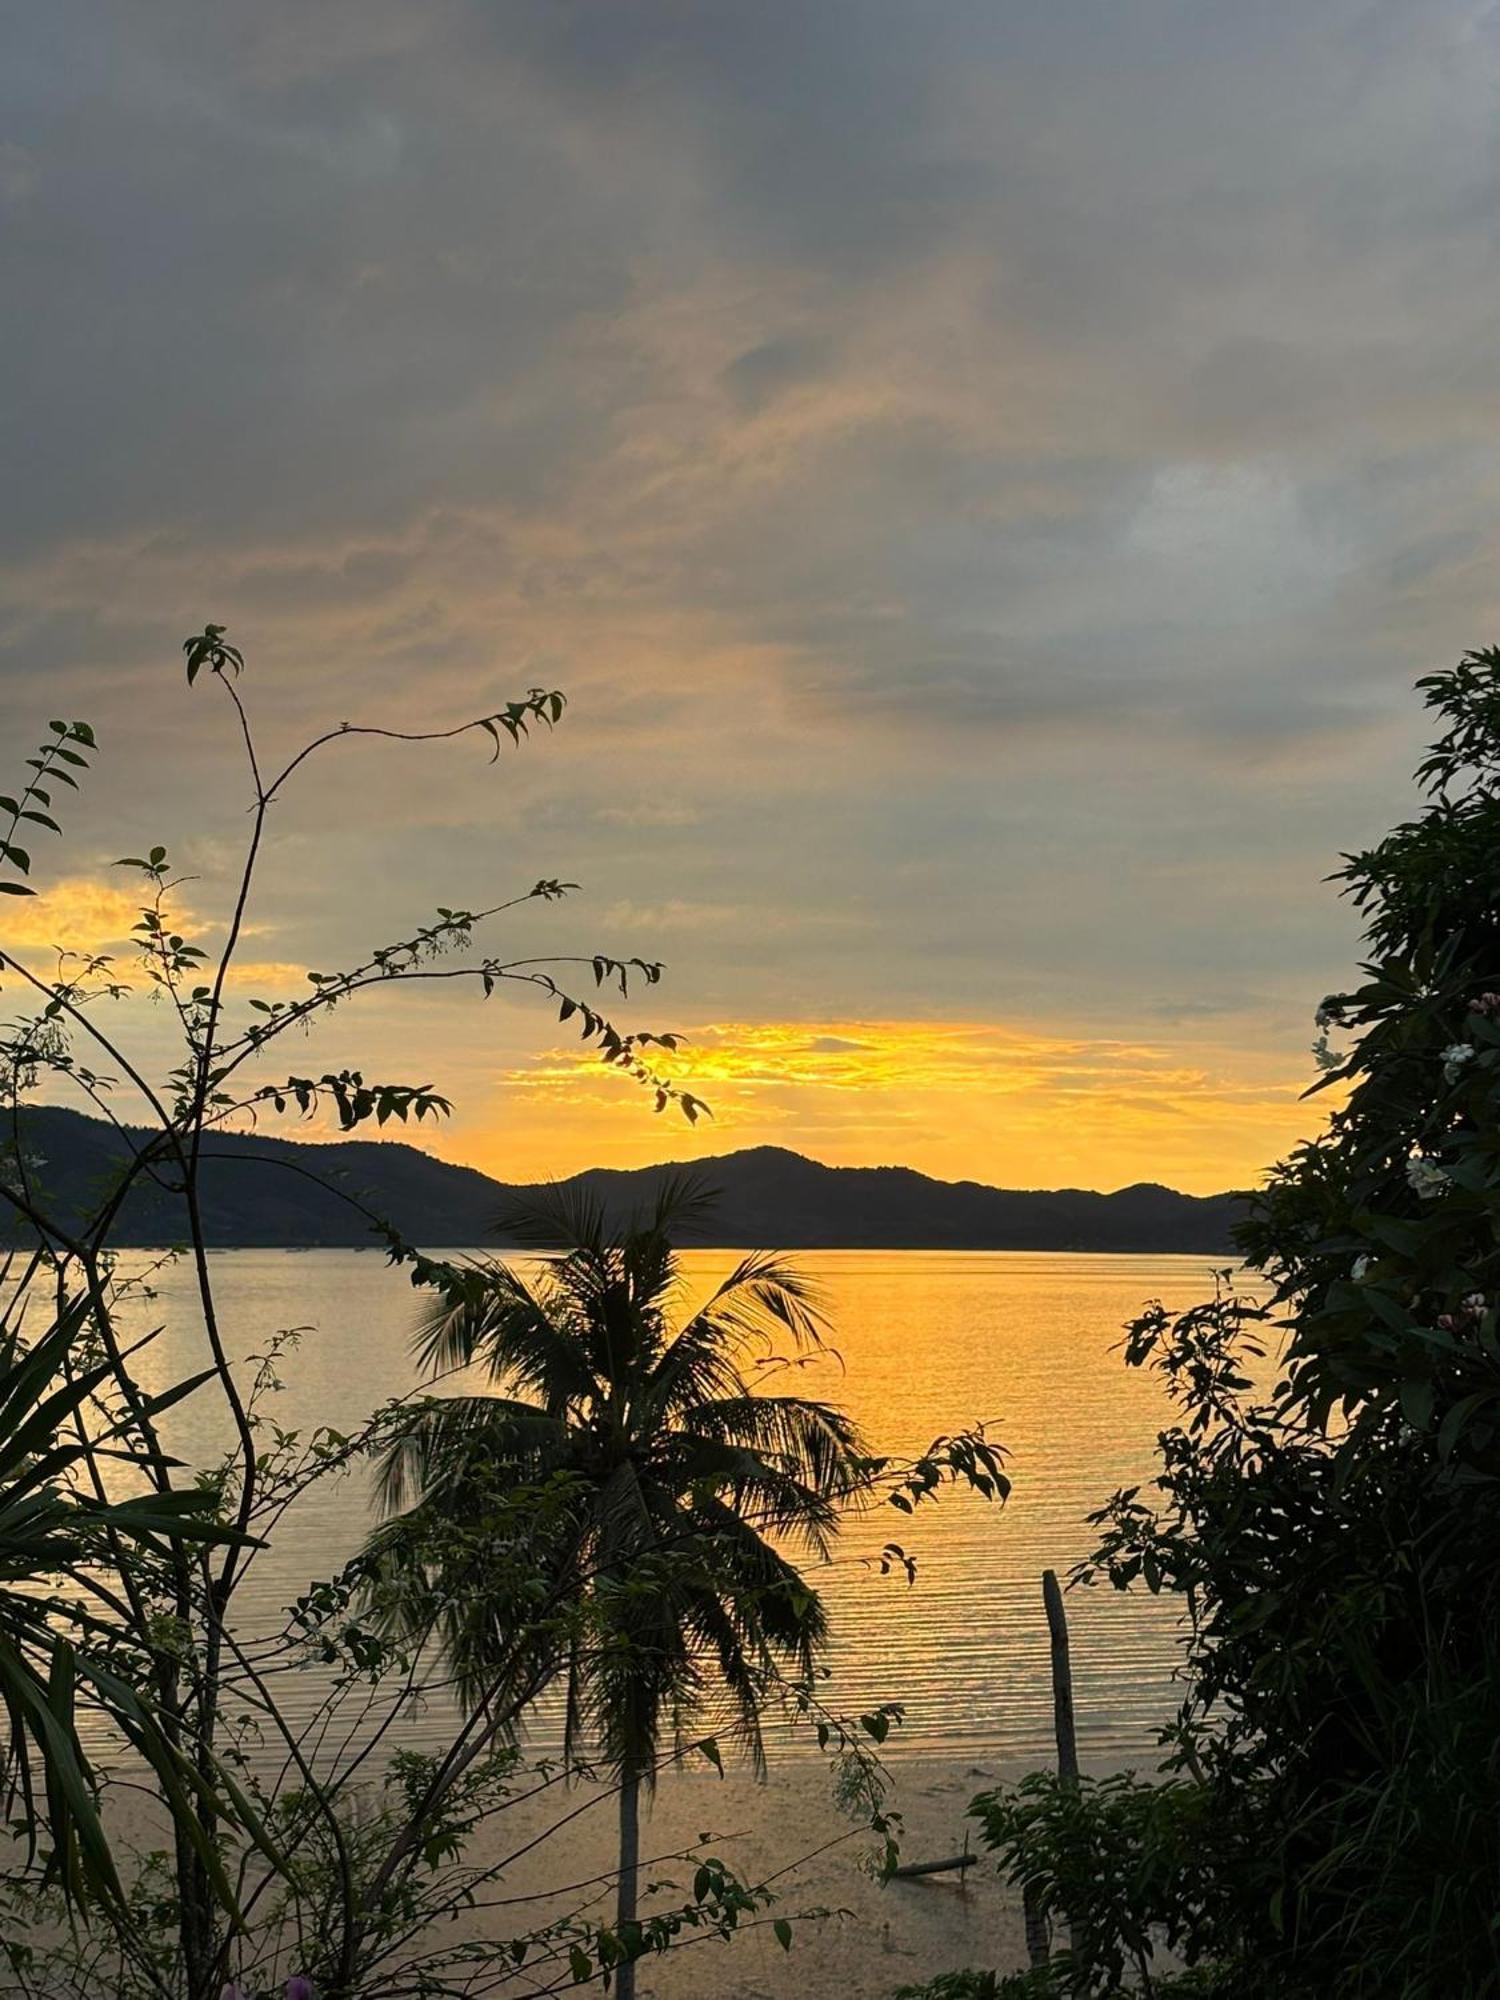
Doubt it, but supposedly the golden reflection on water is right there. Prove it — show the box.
[109,1248,1261,1771]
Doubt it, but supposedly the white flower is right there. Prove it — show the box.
[1351,1256,1373,1282]
[1312,1030,1340,1074]
[1442,1042,1476,1084]
[1406,1156,1450,1200]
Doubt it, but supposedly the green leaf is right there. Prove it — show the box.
[773,1917,792,1951]
[1352,1212,1424,1258]
[1398,1377,1435,1430]
[1437,1390,1492,1462]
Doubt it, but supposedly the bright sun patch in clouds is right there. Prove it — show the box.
[1,876,302,993]
[0,875,143,953]
[468,1018,1321,1195]
[10,2,1479,1199]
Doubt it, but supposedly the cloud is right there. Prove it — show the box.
[222,960,311,993]
[1,0,1489,1189]
[0,867,308,991]
[1,876,146,953]
[720,334,836,417]
[0,140,37,210]
[465,1015,1321,1193]
[594,801,702,829]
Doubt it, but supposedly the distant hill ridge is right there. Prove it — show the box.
[7,1108,1244,1254]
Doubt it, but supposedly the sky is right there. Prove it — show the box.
[3,1,1499,1194]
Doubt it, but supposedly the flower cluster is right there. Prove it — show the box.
[1436,1293,1487,1334]
[1406,1155,1450,1201]
[1442,1041,1478,1084]
[1468,991,1500,1018]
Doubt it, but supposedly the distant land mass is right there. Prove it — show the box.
[7,1107,1245,1254]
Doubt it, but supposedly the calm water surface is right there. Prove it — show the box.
[118,1248,1251,1772]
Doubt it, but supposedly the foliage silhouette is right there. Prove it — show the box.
[916,647,1500,1999]
[369,1176,875,1998]
[0,629,1007,1998]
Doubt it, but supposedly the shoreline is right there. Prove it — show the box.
[99,1749,1035,1999]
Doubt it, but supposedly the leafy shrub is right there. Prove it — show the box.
[894,1961,1230,1998]
[921,649,1500,2000]
[1083,650,1500,1996]
[968,1770,1239,1996]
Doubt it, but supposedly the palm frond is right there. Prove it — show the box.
[364,1503,572,1715]
[681,1393,869,1507]
[413,1263,596,1413]
[682,1498,830,1655]
[636,1169,721,1246]
[586,1566,700,1783]
[673,1499,829,1771]
[370,1197,862,1794]
[653,1433,844,1555]
[492,1180,611,1254]
[647,1253,834,1416]
[590,1458,660,1569]
[687,1251,832,1350]
[376,1394,573,1512]
[678,1589,774,1773]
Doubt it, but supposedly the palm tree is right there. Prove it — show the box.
[369,1180,869,1996]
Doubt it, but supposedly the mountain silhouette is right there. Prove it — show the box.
[7,1107,1243,1254]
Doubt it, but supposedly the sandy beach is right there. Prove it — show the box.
[12,1748,1032,2000]
[604,1754,1029,1999]
[332,1748,1033,1999]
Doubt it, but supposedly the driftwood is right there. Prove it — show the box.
[889,1848,975,1881]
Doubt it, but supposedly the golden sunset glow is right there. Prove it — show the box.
[8,15,1497,1997]
[7,4,1469,1214]
[3,875,305,992]
[0,875,143,953]
[457,1017,1320,1194]
[5,867,1321,1194]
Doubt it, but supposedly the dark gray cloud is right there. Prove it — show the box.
[2,0,1497,1169]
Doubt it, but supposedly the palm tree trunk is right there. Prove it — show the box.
[616,1759,641,2000]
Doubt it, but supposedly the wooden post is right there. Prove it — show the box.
[1042,1566,1087,1975]
[1024,1568,1078,1969]
[1042,1568,1079,1788]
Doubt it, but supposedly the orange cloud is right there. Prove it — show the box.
[221,960,311,993]
[460,1016,1327,1196]
[0,875,145,953]
[1,877,305,994]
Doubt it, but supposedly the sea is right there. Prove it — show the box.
[110,1246,1261,1774]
